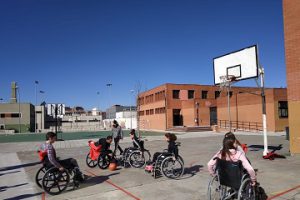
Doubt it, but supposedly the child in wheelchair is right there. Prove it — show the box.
[96,135,113,158]
[130,129,144,150]
[148,133,178,166]
[40,132,85,183]
[207,136,256,186]
[120,129,143,165]
[224,132,248,154]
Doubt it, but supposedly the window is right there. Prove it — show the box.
[139,111,144,116]
[138,97,144,105]
[155,90,165,101]
[227,91,233,97]
[11,113,21,118]
[150,109,154,115]
[155,107,166,114]
[0,113,21,118]
[173,90,180,99]
[188,90,194,99]
[215,91,220,99]
[202,91,208,99]
[278,101,288,118]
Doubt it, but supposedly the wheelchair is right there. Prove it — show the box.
[35,150,80,195]
[146,142,184,179]
[122,140,151,168]
[207,158,256,200]
[86,140,111,169]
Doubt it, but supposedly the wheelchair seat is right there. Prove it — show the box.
[215,158,243,190]
[38,150,47,162]
[207,157,255,200]
[88,140,102,160]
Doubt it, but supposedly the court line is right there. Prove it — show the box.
[267,184,300,200]
[84,169,141,200]
[41,192,45,200]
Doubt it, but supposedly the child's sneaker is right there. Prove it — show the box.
[145,164,153,172]
[73,167,85,182]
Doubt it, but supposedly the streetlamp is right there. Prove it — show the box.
[16,84,21,133]
[97,91,101,129]
[35,81,39,105]
[97,91,100,111]
[130,89,135,129]
[106,83,112,119]
[39,90,45,132]
[34,81,39,133]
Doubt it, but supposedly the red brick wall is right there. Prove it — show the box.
[283,0,300,153]
[216,89,287,132]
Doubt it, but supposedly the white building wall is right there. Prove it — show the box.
[103,111,137,130]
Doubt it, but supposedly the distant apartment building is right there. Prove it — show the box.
[138,83,288,132]
[0,82,35,133]
[106,105,137,119]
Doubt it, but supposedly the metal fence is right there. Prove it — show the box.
[218,120,263,132]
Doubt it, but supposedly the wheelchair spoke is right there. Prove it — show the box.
[208,176,222,200]
[161,157,184,179]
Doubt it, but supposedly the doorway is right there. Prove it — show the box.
[210,107,217,125]
[173,109,183,126]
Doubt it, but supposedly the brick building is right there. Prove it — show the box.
[138,83,288,132]
[283,0,300,154]
[217,88,288,132]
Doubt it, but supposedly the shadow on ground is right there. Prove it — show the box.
[0,183,28,192]
[4,192,43,200]
[248,144,283,151]
[0,161,40,172]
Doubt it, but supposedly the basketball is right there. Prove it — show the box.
[108,162,117,171]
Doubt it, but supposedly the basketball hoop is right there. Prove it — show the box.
[219,75,237,90]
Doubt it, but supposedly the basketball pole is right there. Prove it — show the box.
[259,67,269,156]
[227,83,232,132]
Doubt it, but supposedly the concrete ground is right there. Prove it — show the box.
[0,131,299,200]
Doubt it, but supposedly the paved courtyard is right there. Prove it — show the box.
[0,131,299,200]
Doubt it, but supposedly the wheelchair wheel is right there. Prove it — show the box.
[42,167,70,195]
[161,156,184,179]
[237,178,255,200]
[207,175,233,200]
[129,151,145,168]
[97,154,110,169]
[35,166,46,188]
[86,153,98,168]
[207,175,222,200]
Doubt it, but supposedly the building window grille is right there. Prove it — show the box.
[150,109,154,115]
[202,91,208,99]
[215,91,220,99]
[188,90,194,99]
[278,101,288,118]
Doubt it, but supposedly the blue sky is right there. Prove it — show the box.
[0,0,286,110]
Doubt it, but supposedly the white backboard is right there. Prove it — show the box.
[213,45,258,85]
